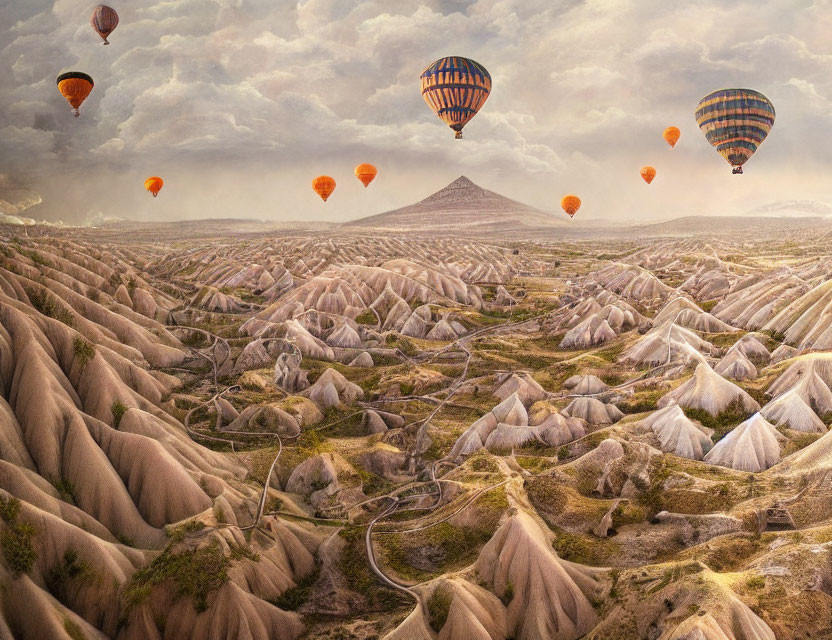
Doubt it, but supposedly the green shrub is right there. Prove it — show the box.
[501,580,514,605]
[111,401,128,428]
[73,337,96,369]
[167,520,205,543]
[427,585,452,632]
[0,495,21,523]
[1,515,36,577]
[354,309,376,325]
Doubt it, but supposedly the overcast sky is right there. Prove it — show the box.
[1,0,832,224]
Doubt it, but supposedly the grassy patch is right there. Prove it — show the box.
[354,309,376,325]
[166,520,205,543]
[552,531,620,566]
[682,400,750,440]
[123,542,237,613]
[111,401,128,428]
[427,584,452,633]
[618,389,664,414]
[337,525,410,611]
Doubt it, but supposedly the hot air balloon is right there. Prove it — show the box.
[56,72,94,117]
[90,5,119,45]
[640,166,656,184]
[420,56,491,139]
[313,176,336,202]
[663,126,680,148]
[144,176,164,198]
[355,164,377,188]
[695,89,775,174]
[561,195,581,218]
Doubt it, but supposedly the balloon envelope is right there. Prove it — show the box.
[56,72,94,117]
[90,5,119,45]
[561,195,581,218]
[355,164,377,188]
[663,126,680,148]
[640,166,656,184]
[420,56,491,139]
[144,176,164,197]
[695,89,775,174]
[313,176,336,202]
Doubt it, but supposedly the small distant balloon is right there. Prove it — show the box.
[420,56,491,139]
[144,176,164,197]
[313,176,336,202]
[640,166,656,184]
[561,195,581,218]
[663,126,680,148]
[90,5,119,45]
[695,89,775,174]
[355,164,377,188]
[56,72,94,117]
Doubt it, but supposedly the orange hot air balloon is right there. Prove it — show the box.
[663,126,680,148]
[312,176,336,202]
[90,5,119,45]
[640,166,657,184]
[144,176,164,197]
[56,72,94,117]
[355,164,377,188]
[561,195,581,218]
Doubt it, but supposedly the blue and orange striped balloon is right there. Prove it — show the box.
[420,56,491,139]
[695,89,775,174]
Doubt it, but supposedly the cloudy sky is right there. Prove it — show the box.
[1,0,831,224]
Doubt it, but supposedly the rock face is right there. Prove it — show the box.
[714,348,758,381]
[703,413,785,472]
[562,397,622,425]
[563,374,609,395]
[273,352,309,392]
[761,389,827,433]
[658,363,760,416]
[475,512,599,640]
[642,404,713,460]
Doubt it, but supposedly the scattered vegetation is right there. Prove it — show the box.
[354,309,376,325]
[0,495,37,577]
[123,541,243,613]
[73,337,96,369]
[25,286,74,327]
[166,520,205,542]
[271,564,320,611]
[427,584,452,633]
[111,400,128,428]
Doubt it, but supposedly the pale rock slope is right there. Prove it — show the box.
[658,363,760,416]
[641,405,713,460]
[703,413,784,472]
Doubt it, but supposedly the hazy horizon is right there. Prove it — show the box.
[2,0,832,224]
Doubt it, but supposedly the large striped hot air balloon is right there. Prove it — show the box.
[420,56,491,139]
[56,72,94,117]
[312,176,336,202]
[695,89,775,174]
[90,5,119,45]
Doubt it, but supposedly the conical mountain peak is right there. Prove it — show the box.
[346,175,566,233]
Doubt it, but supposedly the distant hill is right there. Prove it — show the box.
[630,215,832,236]
[344,176,565,232]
